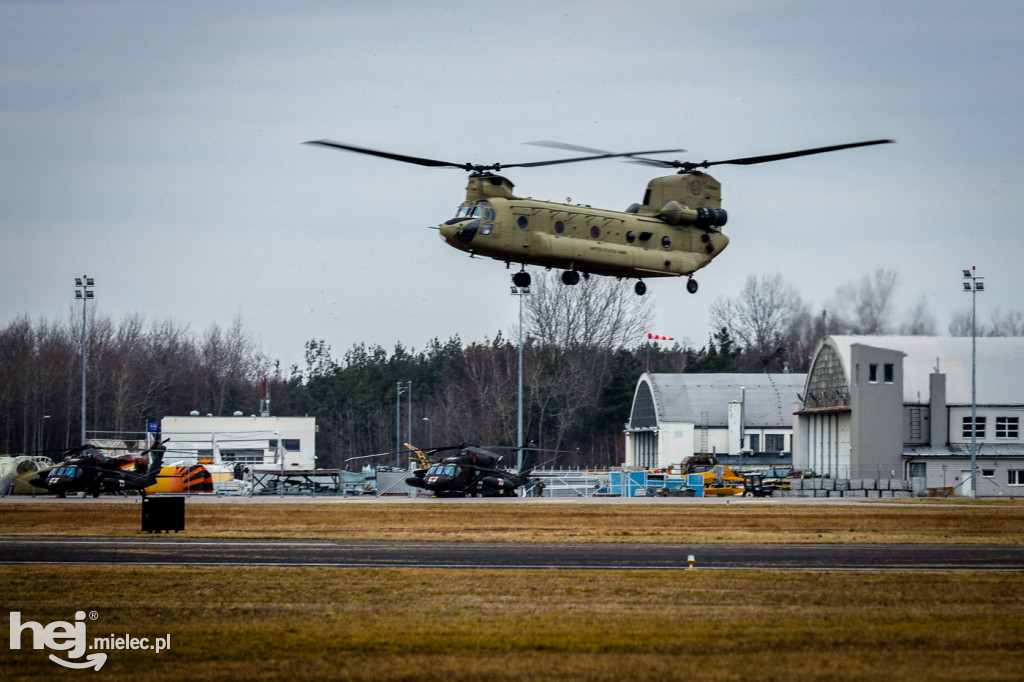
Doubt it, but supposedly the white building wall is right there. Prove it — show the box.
[160,415,317,471]
[658,423,694,468]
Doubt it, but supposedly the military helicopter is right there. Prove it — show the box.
[29,440,167,498]
[404,443,538,497]
[307,138,893,295]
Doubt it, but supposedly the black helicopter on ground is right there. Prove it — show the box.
[29,440,167,498]
[404,443,538,497]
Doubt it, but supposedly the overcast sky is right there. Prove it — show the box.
[3,1,1021,370]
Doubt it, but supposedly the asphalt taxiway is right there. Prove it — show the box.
[2,537,1022,571]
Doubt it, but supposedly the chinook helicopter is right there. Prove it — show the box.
[404,443,538,497]
[307,138,893,295]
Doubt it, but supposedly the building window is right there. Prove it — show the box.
[996,417,1019,439]
[1009,470,1024,486]
[982,469,995,478]
[749,434,760,452]
[962,416,986,439]
[269,439,301,451]
[765,434,785,453]
[868,364,878,383]
[884,363,894,384]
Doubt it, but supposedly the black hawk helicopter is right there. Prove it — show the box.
[29,440,167,498]
[404,443,538,497]
[307,138,893,295]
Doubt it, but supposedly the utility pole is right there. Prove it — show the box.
[74,276,95,445]
[510,277,531,470]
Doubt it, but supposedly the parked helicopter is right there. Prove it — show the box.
[307,138,893,295]
[404,443,538,497]
[29,440,167,498]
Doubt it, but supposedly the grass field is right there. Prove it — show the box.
[3,500,1023,680]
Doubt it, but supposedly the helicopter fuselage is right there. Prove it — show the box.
[438,172,729,280]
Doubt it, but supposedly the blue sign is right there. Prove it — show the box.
[146,420,161,433]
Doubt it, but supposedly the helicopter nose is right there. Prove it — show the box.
[440,218,479,245]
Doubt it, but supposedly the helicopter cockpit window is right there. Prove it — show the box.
[455,202,494,221]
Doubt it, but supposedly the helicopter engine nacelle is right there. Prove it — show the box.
[657,202,728,229]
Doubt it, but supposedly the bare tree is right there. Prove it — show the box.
[829,267,899,334]
[900,296,938,336]
[518,272,653,456]
[524,272,653,350]
[709,273,809,371]
[989,308,1024,336]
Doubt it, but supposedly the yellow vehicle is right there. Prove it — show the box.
[684,454,744,496]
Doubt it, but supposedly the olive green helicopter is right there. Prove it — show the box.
[307,138,893,295]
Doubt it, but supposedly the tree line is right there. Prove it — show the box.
[2,268,1019,468]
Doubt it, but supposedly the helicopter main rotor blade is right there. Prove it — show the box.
[307,139,686,173]
[524,140,686,158]
[628,139,895,171]
[305,140,472,169]
[704,139,895,167]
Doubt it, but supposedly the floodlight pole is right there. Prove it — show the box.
[74,276,95,446]
[36,415,51,457]
[963,266,984,498]
[396,382,404,466]
[510,279,530,470]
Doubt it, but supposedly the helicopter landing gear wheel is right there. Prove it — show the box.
[686,278,698,294]
[561,270,581,286]
[512,270,531,288]
[634,280,647,296]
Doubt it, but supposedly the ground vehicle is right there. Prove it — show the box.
[741,473,775,497]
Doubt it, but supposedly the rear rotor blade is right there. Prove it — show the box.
[629,139,895,171]
[705,139,895,167]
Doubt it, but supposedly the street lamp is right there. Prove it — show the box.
[963,266,984,498]
[36,415,51,457]
[510,277,531,470]
[422,417,433,449]
[74,276,95,446]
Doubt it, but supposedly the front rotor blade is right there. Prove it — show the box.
[305,140,470,169]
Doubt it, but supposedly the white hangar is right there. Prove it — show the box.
[624,373,806,469]
[794,336,1024,496]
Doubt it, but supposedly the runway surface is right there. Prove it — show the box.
[2,537,1023,570]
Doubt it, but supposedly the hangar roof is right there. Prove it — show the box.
[825,336,1024,405]
[630,373,806,429]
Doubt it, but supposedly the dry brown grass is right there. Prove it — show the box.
[3,565,1023,681]
[3,499,1024,544]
